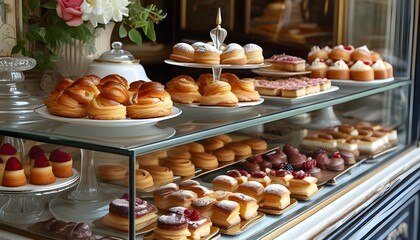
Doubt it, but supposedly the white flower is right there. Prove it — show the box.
[81,0,130,27]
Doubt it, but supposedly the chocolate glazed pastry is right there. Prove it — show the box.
[40,218,96,240]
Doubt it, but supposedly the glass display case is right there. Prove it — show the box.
[0,0,419,239]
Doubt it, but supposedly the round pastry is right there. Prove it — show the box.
[226,142,252,157]
[137,153,160,167]
[200,81,239,107]
[124,169,154,190]
[196,73,214,95]
[166,77,201,104]
[339,149,356,165]
[209,190,233,201]
[170,42,195,63]
[236,180,264,203]
[384,61,393,78]
[165,158,196,177]
[241,138,268,152]
[220,43,247,65]
[248,171,272,187]
[191,197,217,218]
[329,45,354,62]
[351,45,372,64]
[185,209,213,240]
[96,164,127,181]
[44,77,74,110]
[2,157,27,187]
[370,51,381,62]
[0,143,20,161]
[282,144,300,158]
[194,43,221,64]
[220,73,241,86]
[203,138,225,152]
[307,46,329,64]
[241,160,261,174]
[226,169,248,185]
[327,59,350,80]
[268,169,293,187]
[259,159,272,172]
[328,152,345,171]
[264,149,288,169]
[188,185,214,198]
[31,154,55,185]
[301,158,322,178]
[191,152,219,170]
[187,142,205,153]
[154,213,190,239]
[167,145,191,160]
[371,59,388,79]
[167,189,198,208]
[308,58,328,78]
[178,179,200,190]
[99,74,129,89]
[142,165,174,186]
[27,145,45,164]
[350,60,374,81]
[166,75,195,89]
[212,134,233,144]
[49,149,73,178]
[231,78,261,102]
[212,147,235,162]
[243,43,264,64]
[153,183,179,210]
[288,153,307,170]
[212,175,238,192]
[312,149,330,170]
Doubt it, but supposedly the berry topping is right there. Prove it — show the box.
[313,148,327,156]
[251,171,267,178]
[251,155,263,164]
[270,169,291,177]
[184,209,201,221]
[49,149,72,162]
[301,157,316,171]
[28,145,45,159]
[0,143,17,155]
[120,193,144,205]
[292,170,310,179]
[344,45,353,51]
[5,157,23,171]
[121,193,129,200]
[226,170,242,178]
[33,154,50,168]
[363,61,371,65]
[278,162,294,171]
[239,170,249,176]
[332,151,342,159]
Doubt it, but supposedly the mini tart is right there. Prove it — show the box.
[350,60,374,81]
[170,42,195,63]
[96,164,127,181]
[190,152,219,170]
[241,138,268,152]
[0,143,20,161]
[329,45,353,62]
[262,184,291,210]
[142,165,174,186]
[371,59,388,79]
[191,197,217,218]
[236,180,264,203]
[384,61,393,78]
[327,59,350,80]
[212,175,238,192]
[212,147,236,162]
[2,157,26,187]
[49,149,73,178]
[351,45,372,63]
[243,43,264,64]
[30,155,56,185]
[307,46,329,64]
[124,169,154,190]
[308,58,328,78]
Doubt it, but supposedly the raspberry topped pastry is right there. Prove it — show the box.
[49,149,73,178]
[184,209,213,239]
[288,170,318,197]
[2,157,27,187]
[248,171,272,187]
[301,157,321,178]
[268,169,293,187]
[0,143,20,161]
[30,154,56,185]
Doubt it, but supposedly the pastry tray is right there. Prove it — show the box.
[218,212,265,235]
[143,226,220,240]
[92,215,158,238]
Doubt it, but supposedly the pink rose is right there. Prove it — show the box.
[56,0,84,27]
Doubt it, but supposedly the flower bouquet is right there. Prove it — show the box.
[12,0,166,71]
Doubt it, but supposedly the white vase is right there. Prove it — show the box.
[54,22,115,79]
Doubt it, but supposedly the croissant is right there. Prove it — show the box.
[78,74,101,85]
[98,74,129,90]
[65,78,100,106]
[231,78,260,101]
[100,81,130,105]
[166,77,201,104]
[127,82,173,119]
[44,77,74,109]
[200,81,239,107]
[196,73,215,95]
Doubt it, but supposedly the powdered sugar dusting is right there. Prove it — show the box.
[243,43,262,52]
[223,43,244,53]
[264,184,290,194]
[213,175,237,183]
[215,200,239,211]
[173,43,194,52]
[192,197,216,207]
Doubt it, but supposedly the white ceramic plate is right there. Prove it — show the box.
[330,77,394,86]
[175,98,264,109]
[252,68,311,77]
[164,59,271,69]
[0,169,79,193]
[262,86,339,102]
[34,106,182,127]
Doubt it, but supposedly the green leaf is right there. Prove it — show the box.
[128,29,142,45]
[29,0,40,11]
[119,25,128,38]
[42,1,58,10]
[144,21,156,41]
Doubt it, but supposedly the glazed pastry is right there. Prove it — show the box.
[226,142,252,157]
[268,169,293,187]
[96,164,127,181]
[231,78,261,102]
[40,218,96,240]
[212,175,238,192]
[259,159,273,172]
[49,149,73,178]
[312,148,331,170]
[170,42,195,63]
[328,152,345,171]
[0,143,20,161]
[327,59,350,80]
[196,73,214,95]
[200,81,239,107]
[307,46,329,64]
[167,190,198,208]
[228,192,259,220]
[142,165,174,186]
[102,193,158,232]
[220,43,247,65]
[236,180,264,203]
[188,185,214,198]
[226,169,249,185]
[329,45,354,62]
[124,169,154,190]
[191,152,219,170]
[301,158,322,178]
[44,77,74,110]
[186,142,205,153]
[203,138,225,152]
[127,82,173,119]
[166,77,201,104]
[211,200,241,229]
[153,183,179,210]
[98,74,129,89]
[29,154,55,185]
[350,60,374,81]
[371,59,388,79]
[178,179,200,190]
[282,144,300,158]
[339,149,356,165]
[184,209,213,240]
[264,149,288,169]
[288,153,307,170]
[308,58,328,78]
[65,78,101,105]
[191,197,217,218]
[241,138,268,152]
[209,190,233,201]
[243,43,264,64]
[165,158,196,177]
[2,157,27,187]
[194,43,221,64]
[212,147,235,162]
[262,184,291,210]
[241,160,261,174]
[154,213,190,239]
[351,45,373,64]
[289,171,318,197]
[248,171,272,187]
